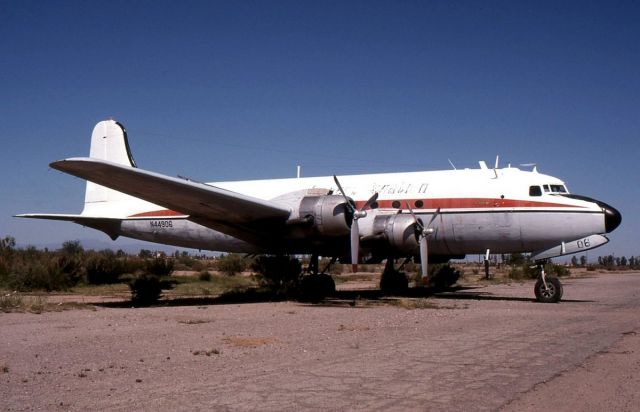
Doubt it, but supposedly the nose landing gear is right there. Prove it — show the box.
[533,262,563,303]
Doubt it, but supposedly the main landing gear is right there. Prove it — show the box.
[533,262,563,303]
[379,258,410,295]
[299,254,336,302]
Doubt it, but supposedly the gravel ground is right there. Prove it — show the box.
[2,272,640,411]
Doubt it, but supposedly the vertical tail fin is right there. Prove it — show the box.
[83,120,138,216]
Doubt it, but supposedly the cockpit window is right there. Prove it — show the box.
[529,186,542,196]
[549,184,567,193]
[543,185,550,192]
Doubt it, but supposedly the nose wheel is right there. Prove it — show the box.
[533,263,563,303]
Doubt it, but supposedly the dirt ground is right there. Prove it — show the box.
[2,272,640,411]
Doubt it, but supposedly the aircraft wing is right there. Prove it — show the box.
[49,158,292,245]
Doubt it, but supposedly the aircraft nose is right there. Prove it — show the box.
[603,203,622,233]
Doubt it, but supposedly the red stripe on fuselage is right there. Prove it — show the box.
[128,197,582,219]
[355,198,581,210]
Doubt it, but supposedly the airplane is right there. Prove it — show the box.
[17,120,621,303]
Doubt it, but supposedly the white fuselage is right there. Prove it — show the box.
[111,166,609,257]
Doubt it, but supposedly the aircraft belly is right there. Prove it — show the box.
[119,219,260,253]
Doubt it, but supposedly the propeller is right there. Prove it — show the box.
[333,175,378,272]
[406,203,440,281]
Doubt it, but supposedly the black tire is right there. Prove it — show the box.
[299,274,336,302]
[380,270,409,295]
[534,276,563,303]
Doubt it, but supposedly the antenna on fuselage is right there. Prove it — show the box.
[297,165,301,178]
[447,159,457,170]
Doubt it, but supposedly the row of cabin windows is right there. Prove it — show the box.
[370,199,425,209]
[529,184,568,197]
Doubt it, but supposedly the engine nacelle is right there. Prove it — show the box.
[371,213,420,255]
[298,195,352,237]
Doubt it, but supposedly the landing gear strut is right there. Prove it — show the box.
[533,262,563,303]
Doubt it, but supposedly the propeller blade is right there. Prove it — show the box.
[419,234,428,280]
[427,208,441,227]
[406,202,424,230]
[351,218,359,272]
[407,201,435,282]
[333,175,355,212]
[362,192,379,211]
[335,176,380,273]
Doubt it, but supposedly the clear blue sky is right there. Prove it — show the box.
[1,0,638,259]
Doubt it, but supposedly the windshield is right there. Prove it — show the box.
[542,184,569,194]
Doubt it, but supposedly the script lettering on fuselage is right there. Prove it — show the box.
[371,182,428,195]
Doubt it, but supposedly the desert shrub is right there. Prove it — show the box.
[129,274,162,306]
[85,254,125,284]
[508,262,568,280]
[55,255,84,286]
[508,266,526,279]
[8,258,71,291]
[252,255,302,296]
[0,257,8,286]
[145,258,174,277]
[60,240,84,256]
[199,270,212,281]
[119,256,145,274]
[547,263,570,277]
[216,254,247,276]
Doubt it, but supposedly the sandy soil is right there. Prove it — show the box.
[2,272,640,411]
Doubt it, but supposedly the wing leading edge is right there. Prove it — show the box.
[49,158,292,245]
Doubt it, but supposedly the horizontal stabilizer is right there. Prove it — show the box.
[531,234,609,261]
[15,214,122,240]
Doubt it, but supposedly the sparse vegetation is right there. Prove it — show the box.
[251,255,302,296]
[0,292,23,312]
[145,258,174,277]
[198,270,212,281]
[216,253,248,276]
[128,274,164,306]
[2,234,640,308]
[0,292,90,313]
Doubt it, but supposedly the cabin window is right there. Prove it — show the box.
[414,200,424,208]
[392,200,401,209]
[529,186,542,197]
